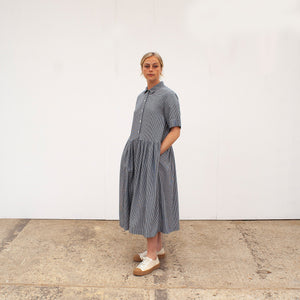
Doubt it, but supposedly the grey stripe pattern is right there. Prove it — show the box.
[119,81,181,238]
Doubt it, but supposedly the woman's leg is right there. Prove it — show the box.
[147,233,158,260]
[157,232,162,251]
[147,232,163,259]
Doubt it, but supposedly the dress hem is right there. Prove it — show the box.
[119,223,180,238]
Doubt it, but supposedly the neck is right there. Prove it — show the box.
[147,79,160,90]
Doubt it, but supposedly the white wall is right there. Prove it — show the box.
[0,0,299,219]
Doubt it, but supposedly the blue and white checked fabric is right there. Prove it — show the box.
[119,81,181,238]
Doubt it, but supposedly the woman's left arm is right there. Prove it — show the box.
[160,126,181,155]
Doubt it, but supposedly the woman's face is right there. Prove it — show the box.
[142,56,162,83]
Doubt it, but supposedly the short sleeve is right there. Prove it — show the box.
[164,92,181,129]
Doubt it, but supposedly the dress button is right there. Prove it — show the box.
[139,119,142,122]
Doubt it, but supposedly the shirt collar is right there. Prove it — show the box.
[144,81,164,94]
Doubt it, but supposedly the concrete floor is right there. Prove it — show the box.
[0,219,299,300]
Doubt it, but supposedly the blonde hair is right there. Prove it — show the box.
[140,52,164,76]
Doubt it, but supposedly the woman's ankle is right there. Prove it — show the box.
[156,245,162,252]
[147,251,157,260]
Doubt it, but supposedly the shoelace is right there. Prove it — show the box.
[139,256,152,269]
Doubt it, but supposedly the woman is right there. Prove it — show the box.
[119,52,181,276]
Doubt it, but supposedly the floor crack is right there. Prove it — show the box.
[0,219,31,252]
[235,222,272,279]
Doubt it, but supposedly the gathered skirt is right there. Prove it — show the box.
[119,138,179,238]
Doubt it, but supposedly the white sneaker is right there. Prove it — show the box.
[133,248,165,262]
[133,256,160,276]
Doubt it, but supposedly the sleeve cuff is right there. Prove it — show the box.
[168,119,181,129]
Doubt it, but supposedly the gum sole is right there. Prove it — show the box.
[133,262,161,276]
[133,253,165,262]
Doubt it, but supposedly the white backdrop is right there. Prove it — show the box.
[0,0,299,219]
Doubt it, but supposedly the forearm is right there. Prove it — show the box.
[160,127,181,155]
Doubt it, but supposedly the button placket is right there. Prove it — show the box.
[138,91,150,136]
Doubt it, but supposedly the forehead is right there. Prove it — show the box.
[143,56,160,65]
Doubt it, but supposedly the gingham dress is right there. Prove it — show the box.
[119,81,181,238]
